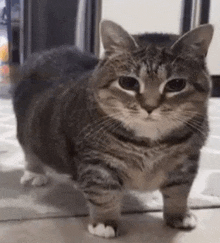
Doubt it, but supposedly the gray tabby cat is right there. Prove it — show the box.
[12,20,213,238]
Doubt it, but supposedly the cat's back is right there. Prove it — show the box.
[12,46,99,117]
[18,45,99,81]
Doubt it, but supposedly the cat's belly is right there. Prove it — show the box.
[125,169,166,191]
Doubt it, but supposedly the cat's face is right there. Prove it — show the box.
[92,21,213,140]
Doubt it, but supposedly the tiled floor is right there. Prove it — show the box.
[0,209,220,243]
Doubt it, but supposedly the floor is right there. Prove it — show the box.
[0,209,220,243]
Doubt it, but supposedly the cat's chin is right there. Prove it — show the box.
[126,120,172,141]
[133,125,162,140]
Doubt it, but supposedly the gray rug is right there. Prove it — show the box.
[1,98,220,222]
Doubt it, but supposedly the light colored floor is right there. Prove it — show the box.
[1,209,220,243]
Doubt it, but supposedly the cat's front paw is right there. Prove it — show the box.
[88,221,118,238]
[165,212,197,230]
[20,170,48,186]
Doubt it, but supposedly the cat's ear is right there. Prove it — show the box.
[100,20,138,53]
[171,24,214,56]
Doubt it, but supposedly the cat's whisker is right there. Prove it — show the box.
[185,123,206,136]
[93,122,121,150]
[173,116,207,136]
[66,102,122,115]
[89,112,122,131]
[79,118,112,140]
[80,112,123,141]
[89,119,116,141]
[186,119,206,129]
[181,110,206,118]
[78,112,119,133]
[84,116,122,150]
[179,113,207,126]
[90,113,123,139]
[69,107,99,112]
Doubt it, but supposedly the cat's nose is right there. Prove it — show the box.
[137,91,160,114]
[145,105,157,114]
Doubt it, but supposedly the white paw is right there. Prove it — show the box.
[88,223,117,238]
[166,212,197,230]
[176,213,197,229]
[20,171,48,186]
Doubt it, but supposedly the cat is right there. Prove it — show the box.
[12,20,213,238]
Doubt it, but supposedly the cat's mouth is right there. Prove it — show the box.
[143,116,156,122]
[139,110,160,122]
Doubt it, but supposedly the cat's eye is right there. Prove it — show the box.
[164,79,186,93]
[118,76,140,92]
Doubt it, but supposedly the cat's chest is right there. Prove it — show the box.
[125,167,166,191]
[115,142,186,191]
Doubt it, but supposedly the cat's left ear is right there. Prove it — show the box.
[100,20,138,53]
[171,24,214,56]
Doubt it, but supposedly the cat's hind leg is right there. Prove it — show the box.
[20,149,49,186]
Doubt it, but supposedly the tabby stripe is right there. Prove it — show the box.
[79,168,121,190]
[187,162,199,174]
[100,161,125,185]
[192,82,207,93]
[87,198,109,207]
[162,180,192,188]
[161,130,193,146]
[101,131,147,171]
[83,181,121,190]
[109,131,151,147]
[83,190,104,196]
[162,194,170,199]
[81,159,125,185]
[188,154,200,161]
[106,150,144,172]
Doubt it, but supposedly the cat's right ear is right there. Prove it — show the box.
[100,20,138,53]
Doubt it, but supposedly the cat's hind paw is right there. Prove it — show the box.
[165,212,197,230]
[88,222,118,238]
[20,170,49,187]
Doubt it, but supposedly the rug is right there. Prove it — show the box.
[1,98,220,222]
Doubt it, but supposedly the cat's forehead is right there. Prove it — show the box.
[107,44,200,81]
[138,62,167,83]
[109,45,172,79]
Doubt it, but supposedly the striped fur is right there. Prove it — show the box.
[12,20,213,238]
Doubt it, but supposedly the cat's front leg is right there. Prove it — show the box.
[78,166,123,238]
[160,161,198,230]
[87,192,122,238]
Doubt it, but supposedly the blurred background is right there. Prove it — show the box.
[0,0,219,97]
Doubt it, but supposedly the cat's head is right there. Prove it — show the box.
[92,20,213,141]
